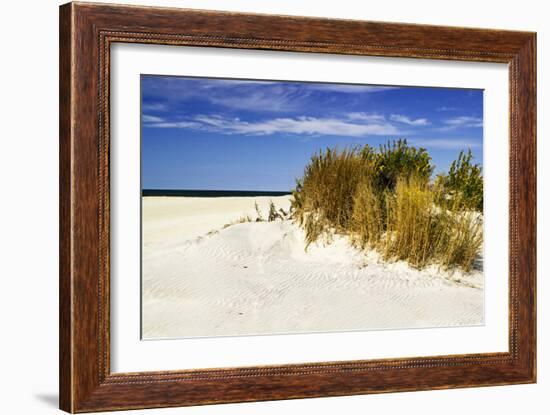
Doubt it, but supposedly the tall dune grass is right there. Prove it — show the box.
[382,177,482,271]
[292,147,371,247]
[351,179,385,249]
[382,177,445,268]
[292,140,483,272]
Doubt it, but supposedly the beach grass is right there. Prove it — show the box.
[223,199,290,231]
[292,140,483,272]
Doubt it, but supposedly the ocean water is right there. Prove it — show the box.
[142,189,292,197]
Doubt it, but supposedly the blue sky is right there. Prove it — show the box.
[141,75,483,191]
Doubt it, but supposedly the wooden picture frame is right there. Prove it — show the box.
[59,2,536,412]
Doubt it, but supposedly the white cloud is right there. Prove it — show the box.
[409,138,481,149]
[440,116,483,130]
[306,84,400,94]
[202,79,276,87]
[148,121,202,129]
[142,114,164,123]
[142,77,401,113]
[146,113,405,137]
[346,112,387,122]
[209,91,306,112]
[142,103,167,111]
[206,83,398,112]
[390,114,431,126]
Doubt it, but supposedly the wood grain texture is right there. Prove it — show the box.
[59,3,73,411]
[59,2,536,412]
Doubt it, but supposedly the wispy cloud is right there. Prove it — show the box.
[149,121,203,129]
[142,102,167,111]
[142,114,164,123]
[436,106,457,112]
[306,84,400,94]
[346,112,387,122]
[201,79,277,87]
[208,89,310,113]
[390,114,431,126]
[409,138,481,150]
[143,78,309,113]
[439,116,483,130]
[144,113,407,138]
[142,76,401,114]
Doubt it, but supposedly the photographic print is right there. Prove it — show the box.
[141,75,484,339]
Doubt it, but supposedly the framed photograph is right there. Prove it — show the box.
[59,2,536,412]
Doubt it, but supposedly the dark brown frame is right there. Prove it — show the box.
[59,2,536,412]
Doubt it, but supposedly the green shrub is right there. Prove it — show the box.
[292,140,433,246]
[435,149,483,211]
[292,141,483,272]
[373,139,433,192]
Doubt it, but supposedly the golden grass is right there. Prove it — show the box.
[292,144,483,272]
[381,177,482,271]
[382,177,444,268]
[351,179,385,249]
[293,147,371,247]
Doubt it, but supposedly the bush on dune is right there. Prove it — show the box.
[292,139,483,272]
[293,140,432,246]
[435,149,483,211]
[372,140,433,191]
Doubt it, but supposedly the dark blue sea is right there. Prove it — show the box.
[142,189,292,197]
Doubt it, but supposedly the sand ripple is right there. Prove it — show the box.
[142,209,483,339]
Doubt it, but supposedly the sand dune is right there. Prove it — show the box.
[142,196,483,339]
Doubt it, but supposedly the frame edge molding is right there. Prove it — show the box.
[59,2,537,413]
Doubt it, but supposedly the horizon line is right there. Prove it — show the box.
[142,189,293,197]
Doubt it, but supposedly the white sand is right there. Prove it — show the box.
[142,196,483,339]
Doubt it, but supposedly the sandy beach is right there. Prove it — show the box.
[142,195,483,339]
